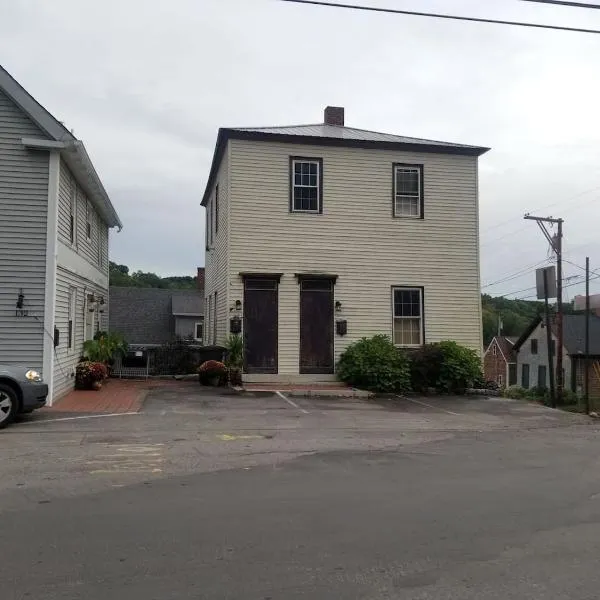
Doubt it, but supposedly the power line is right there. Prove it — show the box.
[518,0,600,9]
[279,0,600,34]
[482,258,552,289]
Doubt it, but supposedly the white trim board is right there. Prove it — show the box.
[57,240,109,288]
[42,151,60,406]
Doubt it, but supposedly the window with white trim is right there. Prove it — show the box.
[393,164,423,218]
[492,344,497,356]
[392,287,423,346]
[69,178,76,245]
[194,321,204,343]
[68,287,76,350]
[85,200,92,240]
[291,158,322,213]
[498,374,503,387]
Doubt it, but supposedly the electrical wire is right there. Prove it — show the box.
[279,0,600,34]
[518,0,600,9]
[482,258,553,289]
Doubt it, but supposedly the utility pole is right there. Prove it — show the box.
[585,256,590,414]
[524,214,564,401]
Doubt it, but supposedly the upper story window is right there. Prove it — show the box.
[392,287,423,347]
[69,179,76,245]
[531,338,538,354]
[85,200,92,241]
[393,164,423,218]
[290,157,323,213]
[492,344,497,356]
[215,184,219,234]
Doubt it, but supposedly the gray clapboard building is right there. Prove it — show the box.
[0,65,121,405]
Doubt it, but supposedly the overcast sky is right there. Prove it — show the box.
[1,0,600,299]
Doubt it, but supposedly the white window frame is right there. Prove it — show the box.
[194,321,204,343]
[492,344,497,356]
[68,287,77,352]
[69,178,77,246]
[392,286,424,347]
[85,199,92,242]
[206,295,212,345]
[393,164,422,218]
[498,374,503,387]
[291,158,321,213]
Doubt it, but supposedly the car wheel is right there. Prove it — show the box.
[0,384,18,429]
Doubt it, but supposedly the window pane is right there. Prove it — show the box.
[294,186,318,211]
[396,168,419,194]
[393,318,421,346]
[395,195,419,217]
[394,289,421,317]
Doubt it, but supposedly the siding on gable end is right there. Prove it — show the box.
[53,267,108,400]
[204,141,230,346]
[0,88,50,369]
[226,138,482,376]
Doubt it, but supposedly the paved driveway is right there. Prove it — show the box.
[3,385,600,599]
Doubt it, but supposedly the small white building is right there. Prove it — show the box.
[0,65,121,404]
[201,106,489,382]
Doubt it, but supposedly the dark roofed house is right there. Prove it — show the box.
[512,313,600,400]
[109,287,204,345]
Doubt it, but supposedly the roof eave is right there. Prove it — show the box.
[201,128,489,206]
[62,141,123,230]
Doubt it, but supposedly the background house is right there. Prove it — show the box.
[0,65,121,405]
[202,106,488,382]
[512,314,600,398]
[483,336,517,387]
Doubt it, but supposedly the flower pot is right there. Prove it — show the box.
[91,380,102,391]
[209,375,220,387]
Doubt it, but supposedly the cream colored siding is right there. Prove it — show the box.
[204,142,230,346]
[53,266,107,400]
[225,139,481,375]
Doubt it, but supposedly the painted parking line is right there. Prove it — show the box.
[397,395,462,416]
[275,390,310,414]
[20,412,141,424]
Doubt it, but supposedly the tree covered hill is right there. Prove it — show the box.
[109,262,198,290]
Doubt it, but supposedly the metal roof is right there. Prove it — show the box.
[232,123,484,150]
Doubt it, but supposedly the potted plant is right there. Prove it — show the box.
[83,332,128,376]
[75,361,108,390]
[197,360,227,386]
[225,334,243,386]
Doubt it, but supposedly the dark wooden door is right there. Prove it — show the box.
[244,278,278,373]
[300,279,334,374]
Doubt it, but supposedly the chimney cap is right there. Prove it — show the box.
[324,106,344,126]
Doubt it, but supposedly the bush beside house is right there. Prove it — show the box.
[337,336,482,395]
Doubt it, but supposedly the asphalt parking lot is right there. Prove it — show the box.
[3,385,600,599]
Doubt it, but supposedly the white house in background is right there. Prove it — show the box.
[201,106,489,382]
[0,65,121,405]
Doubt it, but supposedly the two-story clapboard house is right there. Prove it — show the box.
[202,106,488,382]
[0,65,121,404]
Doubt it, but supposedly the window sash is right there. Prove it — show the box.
[394,166,422,218]
[392,287,423,347]
[195,322,204,341]
[292,160,320,212]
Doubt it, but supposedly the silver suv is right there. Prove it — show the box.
[0,365,48,429]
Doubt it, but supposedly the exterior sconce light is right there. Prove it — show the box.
[15,289,28,317]
[235,300,242,311]
[16,289,24,309]
[335,300,342,313]
[98,296,106,313]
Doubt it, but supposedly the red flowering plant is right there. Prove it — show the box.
[197,360,227,386]
[75,361,108,390]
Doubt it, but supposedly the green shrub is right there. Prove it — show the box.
[337,335,410,393]
[503,385,526,399]
[83,331,128,363]
[410,340,481,394]
[558,389,578,406]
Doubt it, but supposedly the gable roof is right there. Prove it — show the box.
[512,313,600,356]
[0,64,122,229]
[171,292,203,317]
[201,121,490,206]
[485,336,517,362]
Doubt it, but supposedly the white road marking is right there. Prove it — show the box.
[21,412,140,424]
[276,390,309,414]
[398,395,462,416]
[87,442,165,475]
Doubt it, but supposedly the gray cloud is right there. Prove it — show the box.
[1,0,599,291]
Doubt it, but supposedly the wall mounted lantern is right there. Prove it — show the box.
[335,300,343,313]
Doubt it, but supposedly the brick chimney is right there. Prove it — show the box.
[197,267,205,291]
[324,106,344,126]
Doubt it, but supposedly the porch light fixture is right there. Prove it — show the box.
[16,289,24,309]
[235,300,242,311]
[335,300,342,312]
